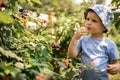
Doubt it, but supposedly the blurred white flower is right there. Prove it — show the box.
[115,9,120,12]
[52,16,57,22]
[105,0,112,6]
[27,21,37,30]
[38,13,49,22]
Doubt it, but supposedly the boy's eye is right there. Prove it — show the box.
[92,19,97,22]
[86,18,98,23]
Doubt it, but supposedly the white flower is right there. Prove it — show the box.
[38,13,49,22]
[27,21,37,30]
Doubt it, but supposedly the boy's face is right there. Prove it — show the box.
[85,10,106,34]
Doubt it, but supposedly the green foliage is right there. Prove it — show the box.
[0,12,14,24]
[0,0,120,80]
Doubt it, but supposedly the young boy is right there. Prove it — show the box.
[68,4,119,80]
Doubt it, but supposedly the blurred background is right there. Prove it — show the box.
[0,0,120,80]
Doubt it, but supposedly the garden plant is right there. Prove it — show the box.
[0,0,120,80]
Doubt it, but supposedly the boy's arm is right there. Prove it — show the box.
[110,60,119,64]
[68,36,79,58]
[68,27,87,58]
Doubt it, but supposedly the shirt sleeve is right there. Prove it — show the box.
[108,42,119,60]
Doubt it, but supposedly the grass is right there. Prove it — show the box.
[109,74,120,80]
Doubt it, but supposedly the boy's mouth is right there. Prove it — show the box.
[86,26,91,30]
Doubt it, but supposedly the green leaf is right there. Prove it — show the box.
[65,69,76,79]
[13,72,25,80]
[0,12,14,24]
[115,20,120,29]
[15,62,24,69]
[40,45,47,54]
[41,30,50,35]
[32,0,42,5]
[0,47,22,61]
[19,0,26,3]
[28,0,33,6]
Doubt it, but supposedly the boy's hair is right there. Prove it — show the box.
[84,4,114,32]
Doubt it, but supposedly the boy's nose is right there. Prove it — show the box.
[86,21,91,25]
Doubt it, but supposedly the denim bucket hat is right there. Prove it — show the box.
[84,4,114,31]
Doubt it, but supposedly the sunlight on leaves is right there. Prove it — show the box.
[19,0,26,3]
[32,0,42,5]
[0,47,22,61]
[0,12,14,24]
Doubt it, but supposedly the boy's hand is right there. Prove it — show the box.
[107,64,120,75]
[74,27,88,40]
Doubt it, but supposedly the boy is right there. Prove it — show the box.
[68,4,119,80]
